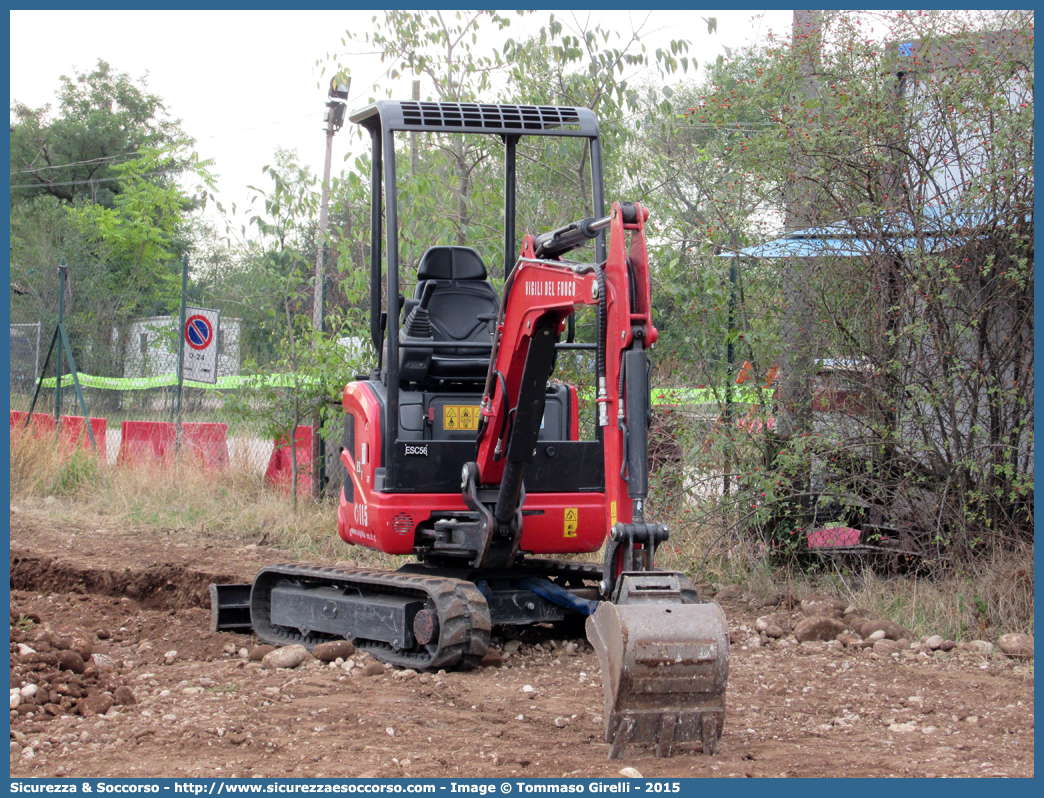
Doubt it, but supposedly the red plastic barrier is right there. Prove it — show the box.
[117,421,176,466]
[264,426,312,496]
[10,411,56,439]
[10,413,59,444]
[58,416,108,463]
[181,422,229,470]
[11,412,107,464]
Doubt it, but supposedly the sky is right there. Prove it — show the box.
[9,9,794,234]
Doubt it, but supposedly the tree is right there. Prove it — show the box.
[655,11,1034,562]
[10,142,214,379]
[344,11,521,255]
[504,14,690,161]
[332,10,692,303]
[224,151,368,504]
[10,61,213,384]
[633,47,783,382]
[10,59,188,208]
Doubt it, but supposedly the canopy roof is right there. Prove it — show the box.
[349,100,599,139]
[723,210,1007,258]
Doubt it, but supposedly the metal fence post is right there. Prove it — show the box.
[54,260,66,424]
[172,254,188,447]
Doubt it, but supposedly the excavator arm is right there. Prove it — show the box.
[465,203,654,560]
[461,201,730,757]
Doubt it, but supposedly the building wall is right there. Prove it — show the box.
[122,316,241,378]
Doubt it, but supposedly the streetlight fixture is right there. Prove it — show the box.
[325,75,351,131]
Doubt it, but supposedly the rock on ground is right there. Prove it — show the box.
[793,616,847,643]
[77,692,113,717]
[755,613,790,633]
[800,596,846,619]
[762,624,786,639]
[997,633,1033,659]
[837,632,863,648]
[964,640,995,656]
[112,686,137,706]
[260,644,311,670]
[855,618,913,641]
[359,662,386,677]
[56,650,85,674]
[312,640,356,662]
[873,639,901,655]
[480,650,503,668]
[249,645,275,662]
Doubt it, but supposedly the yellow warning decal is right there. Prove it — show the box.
[610,501,617,528]
[443,405,480,431]
[459,405,478,430]
[564,507,578,538]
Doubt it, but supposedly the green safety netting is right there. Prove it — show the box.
[36,374,768,407]
[650,386,764,406]
[36,372,306,391]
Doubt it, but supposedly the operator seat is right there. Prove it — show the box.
[398,246,498,386]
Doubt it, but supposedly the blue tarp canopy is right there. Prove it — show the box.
[722,233,955,258]
[723,210,997,258]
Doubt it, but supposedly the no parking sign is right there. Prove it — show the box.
[182,306,220,383]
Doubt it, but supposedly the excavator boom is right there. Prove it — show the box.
[462,201,730,757]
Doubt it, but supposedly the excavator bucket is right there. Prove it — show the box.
[586,574,729,759]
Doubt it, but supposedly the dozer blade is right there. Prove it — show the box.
[586,574,729,760]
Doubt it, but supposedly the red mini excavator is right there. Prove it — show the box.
[212,101,729,758]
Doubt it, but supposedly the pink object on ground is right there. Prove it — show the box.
[807,526,861,548]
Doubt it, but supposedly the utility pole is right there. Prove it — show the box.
[312,74,350,500]
[777,9,822,443]
[314,76,350,332]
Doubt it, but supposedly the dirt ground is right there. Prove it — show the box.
[8,503,1034,779]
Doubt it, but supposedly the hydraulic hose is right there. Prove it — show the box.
[596,264,609,427]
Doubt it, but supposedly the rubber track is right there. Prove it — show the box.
[250,563,490,671]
